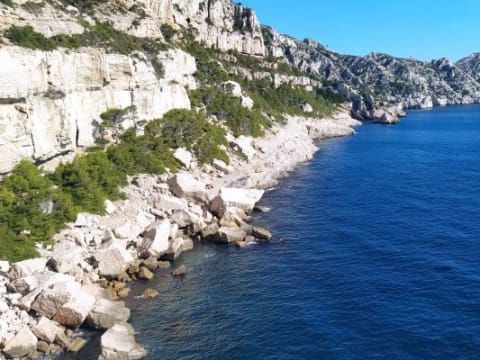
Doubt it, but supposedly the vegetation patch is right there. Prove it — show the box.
[0,108,228,261]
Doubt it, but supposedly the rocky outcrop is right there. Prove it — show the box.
[0,46,196,173]
[262,26,480,123]
[114,0,265,56]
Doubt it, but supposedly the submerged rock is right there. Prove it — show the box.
[137,267,154,280]
[171,265,187,277]
[251,226,273,240]
[143,289,160,298]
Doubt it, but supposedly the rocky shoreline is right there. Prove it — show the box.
[0,108,360,359]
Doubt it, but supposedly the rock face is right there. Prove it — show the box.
[115,0,265,56]
[0,46,195,174]
[262,26,480,123]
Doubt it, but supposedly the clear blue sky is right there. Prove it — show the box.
[240,0,480,61]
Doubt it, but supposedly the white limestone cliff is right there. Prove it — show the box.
[0,46,196,173]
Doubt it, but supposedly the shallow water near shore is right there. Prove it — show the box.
[100,105,480,359]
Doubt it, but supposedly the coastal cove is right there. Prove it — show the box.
[123,105,480,359]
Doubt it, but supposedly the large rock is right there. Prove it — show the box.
[3,327,37,358]
[53,288,96,327]
[32,317,64,343]
[99,323,147,360]
[87,299,130,330]
[174,147,193,168]
[31,279,81,319]
[139,220,171,257]
[9,258,47,280]
[168,172,208,203]
[153,194,188,214]
[210,188,264,217]
[94,248,130,279]
[214,226,246,243]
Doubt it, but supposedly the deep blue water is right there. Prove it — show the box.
[126,105,480,359]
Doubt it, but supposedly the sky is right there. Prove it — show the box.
[240,0,480,62]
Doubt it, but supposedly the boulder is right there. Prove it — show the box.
[214,226,246,243]
[104,200,117,215]
[154,194,188,214]
[9,258,47,280]
[31,279,81,319]
[212,159,232,174]
[171,209,203,229]
[67,337,87,352]
[200,223,219,240]
[226,134,256,159]
[3,327,37,358]
[113,221,136,240]
[139,220,171,257]
[94,248,130,279]
[251,226,273,240]
[210,188,264,217]
[74,213,99,228]
[32,317,64,343]
[0,261,9,273]
[157,261,171,270]
[143,289,159,298]
[141,257,158,272]
[171,265,187,277]
[53,288,96,327]
[117,288,130,298]
[137,267,154,280]
[168,172,208,203]
[99,323,147,360]
[55,332,73,348]
[87,299,130,330]
[174,147,193,168]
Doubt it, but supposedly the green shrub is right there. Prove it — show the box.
[21,1,45,14]
[0,0,13,7]
[160,24,176,42]
[0,161,76,261]
[151,58,164,79]
[5,26,56,51]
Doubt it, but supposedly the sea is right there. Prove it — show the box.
[64,105,480,359]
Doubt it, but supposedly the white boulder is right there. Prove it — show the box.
[99,323,147,360]
[174,147,193,169]
[210,188,264,217]
[87,299,130,330]
[168,172,208,203]
[31,316,64,343]
[154,194,188,214]
[139,220,171,257]
[53,288,96,327]
[9,258,47,280]
[3,327,37,358]
[94,248,130,279]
